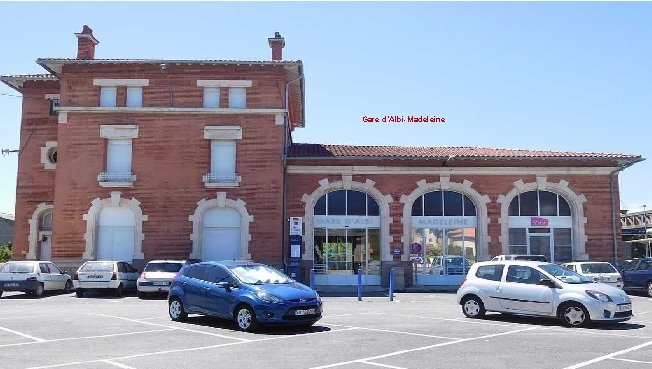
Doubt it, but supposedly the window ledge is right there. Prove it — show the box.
[203,174,241,188]
[204,182,240,188]
[97,172,136,187]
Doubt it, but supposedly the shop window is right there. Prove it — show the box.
[412,191,475,217]
[316,190,378,216]
[423,192,443,216]
[509,191,572,217]
[508,228,527,254]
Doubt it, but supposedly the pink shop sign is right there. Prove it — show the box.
[531,217,549,227]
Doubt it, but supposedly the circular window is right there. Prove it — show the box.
[47,147,57,164]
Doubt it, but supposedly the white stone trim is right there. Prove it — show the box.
[44,94,60,100]
[197,80,252,88]
[93,79,149,87]
[58,112,67,124]
[203,177,242,188]
[26,203,54,260]
[399,176,492,261]
[100,125,139,139]
[300,175,393,261]
[82,191,148,260]
[188,192,253,260]
[496,176,589,261]
[286,165,622,176]
[40,141,57,170]
[275,114,285,126]
[203,126,242,140]
[54,106,286,115]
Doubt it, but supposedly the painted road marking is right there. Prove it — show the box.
[563,340,652,368]
[0,325,46,342]
[0,328,175,348]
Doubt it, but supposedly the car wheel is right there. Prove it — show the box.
[647,282,652,298]
[168,297,187,322]
[559,302,590,328]
[33,283,44,298]
[0,291,3,298]
[63,280,73,294]
[461,295,485,318]
[114,284,123,297]
[235,305,258,332]
[137,291,146,299]
[75,289,85,298]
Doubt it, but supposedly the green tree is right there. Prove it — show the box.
[0,242,12,262]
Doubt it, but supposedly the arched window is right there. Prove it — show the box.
[40,211,53,230]
[314,190,379,216]
[507,190,572,263]
[202,207,241,261]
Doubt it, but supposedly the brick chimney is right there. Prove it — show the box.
[75,25,99,59]
[268,32,285,61]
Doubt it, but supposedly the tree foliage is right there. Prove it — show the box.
[0,243,12,263]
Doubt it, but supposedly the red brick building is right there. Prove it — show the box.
[2,26,643,287]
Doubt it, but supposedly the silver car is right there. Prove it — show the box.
[457,261,632,327]
[137,260,186,298]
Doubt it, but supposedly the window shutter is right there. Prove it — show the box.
[100,87,117,107]
[126,87,143,107]
[228,88,246,108]
[211,140,236,175]
[107,139,132,173]
[203,87,220,108]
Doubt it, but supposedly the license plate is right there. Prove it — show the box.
[153,282,169,286]
[4,283,18,287]
[618,304,631,312]
[295,308,316,316]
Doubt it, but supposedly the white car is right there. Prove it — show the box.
[73,261,138,297]
[561,262,623,289]
[457,261,632,327]
[137,260,186,298]
[0,261,73,298]
[491,254,548,262]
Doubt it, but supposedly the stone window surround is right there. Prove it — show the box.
[82,191,148,260]
[300,175,394,261]
[98,125,138,187]
[203,126,242,188]
[26,203,54,260]
[400,175,492,262]
[496,175,588,261]
[188,192,253,260]
[40,141,58,170]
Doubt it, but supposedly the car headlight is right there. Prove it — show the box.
[586,290,613,302]
[254,290,284,304]
[315,292,322,305]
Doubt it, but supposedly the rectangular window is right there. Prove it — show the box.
[423,192,443,216]
[126,87,143,107]
[107,139,132,175]
[203,87,220,108]
[327,191,346,215]
[443,191,463,216]
[519,192,539,216]
[228,87,246,108]
[210,140,236,180]
[346,191,367,216]
[508,228,527,255]
[100,87,117,107]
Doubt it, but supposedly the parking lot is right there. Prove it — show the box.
[0,291,650,369]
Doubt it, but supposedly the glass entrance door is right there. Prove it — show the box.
[529,235,551,262]
[313,228,380,284]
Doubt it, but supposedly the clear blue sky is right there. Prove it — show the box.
[0,2,650,215]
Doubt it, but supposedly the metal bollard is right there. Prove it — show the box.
[389,268,394,301]
[310,268,315,290]
[357,267,362,301]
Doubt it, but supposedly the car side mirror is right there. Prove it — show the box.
[216,281,231,291]
[539,279,556,288]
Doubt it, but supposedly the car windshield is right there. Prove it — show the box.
[580,263,617,274]
[80,262,114,272]
[540,263,592,284]
[145,262,184,273]
[229,264,292,284]
[0,262,35,273]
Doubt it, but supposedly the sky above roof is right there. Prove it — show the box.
[0,2,650,215]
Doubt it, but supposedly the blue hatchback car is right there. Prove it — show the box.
[168,261,322,332]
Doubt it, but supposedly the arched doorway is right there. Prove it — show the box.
[97,206,136,262]
[507,190,573,263]
[410,191,477,285]
[38,210,53,260]
[313,190,381,285]
[202,207,241,261]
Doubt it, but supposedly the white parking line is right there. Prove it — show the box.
[383,313,517,327]
[90,313,252,342]
[563,340,652,368]
[321,322,461,340]
[101,360,137,369]
[0,325,46,342]
[0,328,175,348]
[22,326,360,369]
[609,357,652,364]
[307,327,539,369]
[360,361,407,369]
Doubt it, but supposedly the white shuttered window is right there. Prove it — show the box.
[228,87,246,108]
[100,87,117,107]
[126,87,143,107]
[211,140,236,178]
[107,139,132,174]
[203,87,220,108]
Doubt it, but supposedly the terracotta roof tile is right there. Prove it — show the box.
[288,143,642,161]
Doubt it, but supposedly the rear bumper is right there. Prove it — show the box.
[73,280,121,289]
[0,280,39,292]
[137,280,171,293]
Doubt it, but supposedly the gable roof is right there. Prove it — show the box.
[0,74,58,92]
